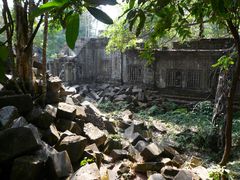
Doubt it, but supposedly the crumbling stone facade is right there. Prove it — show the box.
[48,38,235,98]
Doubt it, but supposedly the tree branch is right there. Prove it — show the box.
[24,15,43,51]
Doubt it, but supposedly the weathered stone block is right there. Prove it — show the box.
[149,173,166,180]
[134,162,164,173]
[34,141,58,162]
[27,107,54,129]
[172,154,186,168]
[104,138,122,155]
[121,110,133,122]
[0,106,19,129]
[114,94,128,101]
[174,170,200,180]
[47,76,62,92]
[161,146,180,159]
[41,124,60,146]
[0,127,41,163]
[75,105,87,120]
[10,155,45,180]
[103,120,116,134]
[56,119,83,135]
[123,123,146,139]
[110,149,129,161]
[81,101,105,129]
[134,140,148,152]
[70,163,101,180]
[55,135,87,163]
[83,123,107,147]
[46,151,73,179]
[65,95,75,105]
[0,94,33,114]
[161,166,179,179]
[85,143,99,152]
[56,102,76,121]
[44,104,57,118]
[11,116,28,128]
[140,143,163,161]
[130,132,146,146]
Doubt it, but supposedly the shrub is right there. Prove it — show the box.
[161,101,178,112]
[98,101,129,113]
[192,101,213,116]
[148,105,163,116]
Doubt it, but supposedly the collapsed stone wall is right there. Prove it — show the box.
[48,38,236,98]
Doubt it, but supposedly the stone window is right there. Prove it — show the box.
[128,65,143,82]
[187,70,202,89]
[166,69,183,87]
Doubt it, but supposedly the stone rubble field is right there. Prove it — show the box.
[0,75,210,180]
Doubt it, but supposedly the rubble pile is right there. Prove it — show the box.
[60,83,162,107]
[0,76,209,180]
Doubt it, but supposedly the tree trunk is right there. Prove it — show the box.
[199,20,204,38]
[212,69,232,152]
[2,0,15,75]
[212,71,228,126]
[14,0,33,92]
[198,12,204,38]
[42,0,49,105]
[220,20,240,166]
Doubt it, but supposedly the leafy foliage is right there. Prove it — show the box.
[209,165,235,180]
[212,55,235,71]
[98,100,129,113]
[192,101,213,117]
[103,4,138,54]
[32,0,116,49]
[123,0,239,39]
[104,1,230,62]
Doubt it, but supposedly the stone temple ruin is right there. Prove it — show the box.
[48,38,238,99]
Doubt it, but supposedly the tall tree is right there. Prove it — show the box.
[42,0,48,104]
[14,0,43,92]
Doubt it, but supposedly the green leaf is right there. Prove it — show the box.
[84,0,117,6]
[126,9,137,21]
[157,0,171,8]
[212,55,234,70]
[87,7,113,24]
[211,0,226,16]
[138,0,146,6]
[65,13,79,49]
[129,0,135,9]
[40,0,67,9]
[129,16,137,31]
[136,11,146,37]
[0,45,9,61]
[178,5,184,16]
[31,0,67,18]
[118,8,131,19]
[31,7,53,18]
